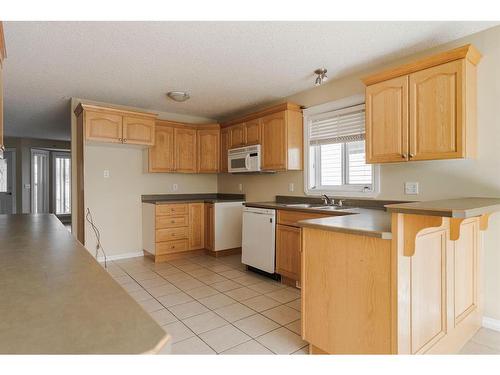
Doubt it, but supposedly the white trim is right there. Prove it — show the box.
[303,94,380,199]
[482,316,500,332]
[96,251,144,263]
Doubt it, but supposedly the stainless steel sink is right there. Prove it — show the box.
[282,203,317,208]
[314,205,349,211]
[282,203,348,210]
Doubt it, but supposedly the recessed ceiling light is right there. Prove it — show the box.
[314,68,328,86]
[166,91,190,102]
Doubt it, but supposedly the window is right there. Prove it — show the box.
[53,152,71,215]
[304,97,378,196]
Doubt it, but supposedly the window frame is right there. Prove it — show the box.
[303,94,380,198]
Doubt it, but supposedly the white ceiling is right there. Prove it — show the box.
[3,21,498,141]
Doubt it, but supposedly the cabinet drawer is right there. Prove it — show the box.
[277,210,330,227]
[156,239,189,255]
[156,227,188,242]
[156,215,189,229]
[156,204,188,216]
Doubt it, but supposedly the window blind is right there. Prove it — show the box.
[309,103,365,145]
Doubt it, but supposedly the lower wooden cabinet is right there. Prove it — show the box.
[205,203,215,251]
[276,224,301,281]
[142,202,206,262]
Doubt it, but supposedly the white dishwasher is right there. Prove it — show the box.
[242,207,276,274]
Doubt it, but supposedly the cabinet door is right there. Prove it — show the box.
[174,127,197,173]
[148,124,174,172]
[261,111,287,170]
[188,203,205,250]
[123,116,155,145]
[365,75,409,163]
[197,128,220,173]
[229,123,246,148]
[205,203,214,251]
[409,60,464,161]
[245,119,261,145]
[276,224,301,281]
[220,128,229,173]
[85,110,123,143]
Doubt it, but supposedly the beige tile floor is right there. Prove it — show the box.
[106,253,500,355]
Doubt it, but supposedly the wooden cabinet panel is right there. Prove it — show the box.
[205,203,214,251]
[85,110,123,143]
[156,215,188,229]
[245,119,261,145]
[261,111,287,171]
[188,203,205,250]
[156,203,188,216]
[366,76,409,163]
[148,124,174,172]
[411,228,447,353]
[220,128,229,173]
[276,224,301,281]
[156,227,188,242]
[409,60,464,161]
[197,128,220,173]
[156,239,189,255]
[174,127,197,173]
[229,123,246,148]
[123,116,155,145]
[0,63,3,152]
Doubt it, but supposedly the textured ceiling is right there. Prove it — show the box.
[3,21,498,140]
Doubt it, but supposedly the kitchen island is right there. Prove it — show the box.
[0,214,169,354]
[298,197,500,354]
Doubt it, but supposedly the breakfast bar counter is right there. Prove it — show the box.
[0,214,169,354]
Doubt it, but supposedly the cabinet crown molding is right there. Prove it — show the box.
[221,102,302,128]
[361,44,482,86]
[74,103,158,118]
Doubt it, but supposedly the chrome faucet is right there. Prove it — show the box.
[322,194,334,206]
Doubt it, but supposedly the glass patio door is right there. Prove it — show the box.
[31,149,50,214]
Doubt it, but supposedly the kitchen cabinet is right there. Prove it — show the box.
[142,202,206,262]
[221,102,303,172]
[0,23,5,155]
[74,103,157,146]
[229,123,246,148]
[147,122,174,172]
[174,127,197,173]
[197,127,220,173]
[245,119,261,145]
[220,128,229,173]
[363,44,480,163]
[205,203,214,251]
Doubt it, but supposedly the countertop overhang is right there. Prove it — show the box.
[0,214,168,354]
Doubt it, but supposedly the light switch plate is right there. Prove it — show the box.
[238,183,243,192]
[405,182,419,195]
[172,183,178,191]
[103,170,110,178]
[288,183,295,192]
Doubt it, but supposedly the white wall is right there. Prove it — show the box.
[218,25,500,321]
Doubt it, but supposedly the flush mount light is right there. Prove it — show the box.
[314,68,328,86]
[166,91,190,102]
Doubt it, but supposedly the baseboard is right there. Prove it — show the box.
[482,316,500,332]
[206,247,242,258]
[97,251,144,263]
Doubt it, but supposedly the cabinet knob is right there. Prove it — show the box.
[402,153,407,159]
[123,138,127,143]
[118,138,123,141]
[409,153,415,158]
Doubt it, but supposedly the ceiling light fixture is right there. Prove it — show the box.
[314,68,328,86]
[166,91,190,102]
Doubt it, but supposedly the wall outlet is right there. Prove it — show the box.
[172,183,178,191]
[103,170,110,178]
[288,182,295,192]
[238,183,243,192]
[405,182,419,195]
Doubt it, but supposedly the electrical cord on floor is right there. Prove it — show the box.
[86,208,108,269]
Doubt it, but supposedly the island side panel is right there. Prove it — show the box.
[301,227,394,354]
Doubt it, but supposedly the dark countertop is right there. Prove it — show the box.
[0,214,168,354]
[142,193,245,204]
[385,197,500,218]
[245,201,391,239]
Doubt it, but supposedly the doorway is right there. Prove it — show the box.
[0,148,17,214]
[31,149,50,213]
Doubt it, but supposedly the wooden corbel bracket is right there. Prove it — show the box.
[449,218,465,241]
[403,214,443,257]
[479,213,491,231]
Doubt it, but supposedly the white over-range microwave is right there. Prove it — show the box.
[228,145,261,173]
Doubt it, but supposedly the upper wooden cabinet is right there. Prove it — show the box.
[148,121,174,172]
[220,128,229,173]
[147,121,220,174]
[228,123,246,148]
[74,103,157,146]
[174,127,197,173]
[363,44,481,164]
[222,102,303,171]
[0,23,5,154]
[197,127,220,173]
